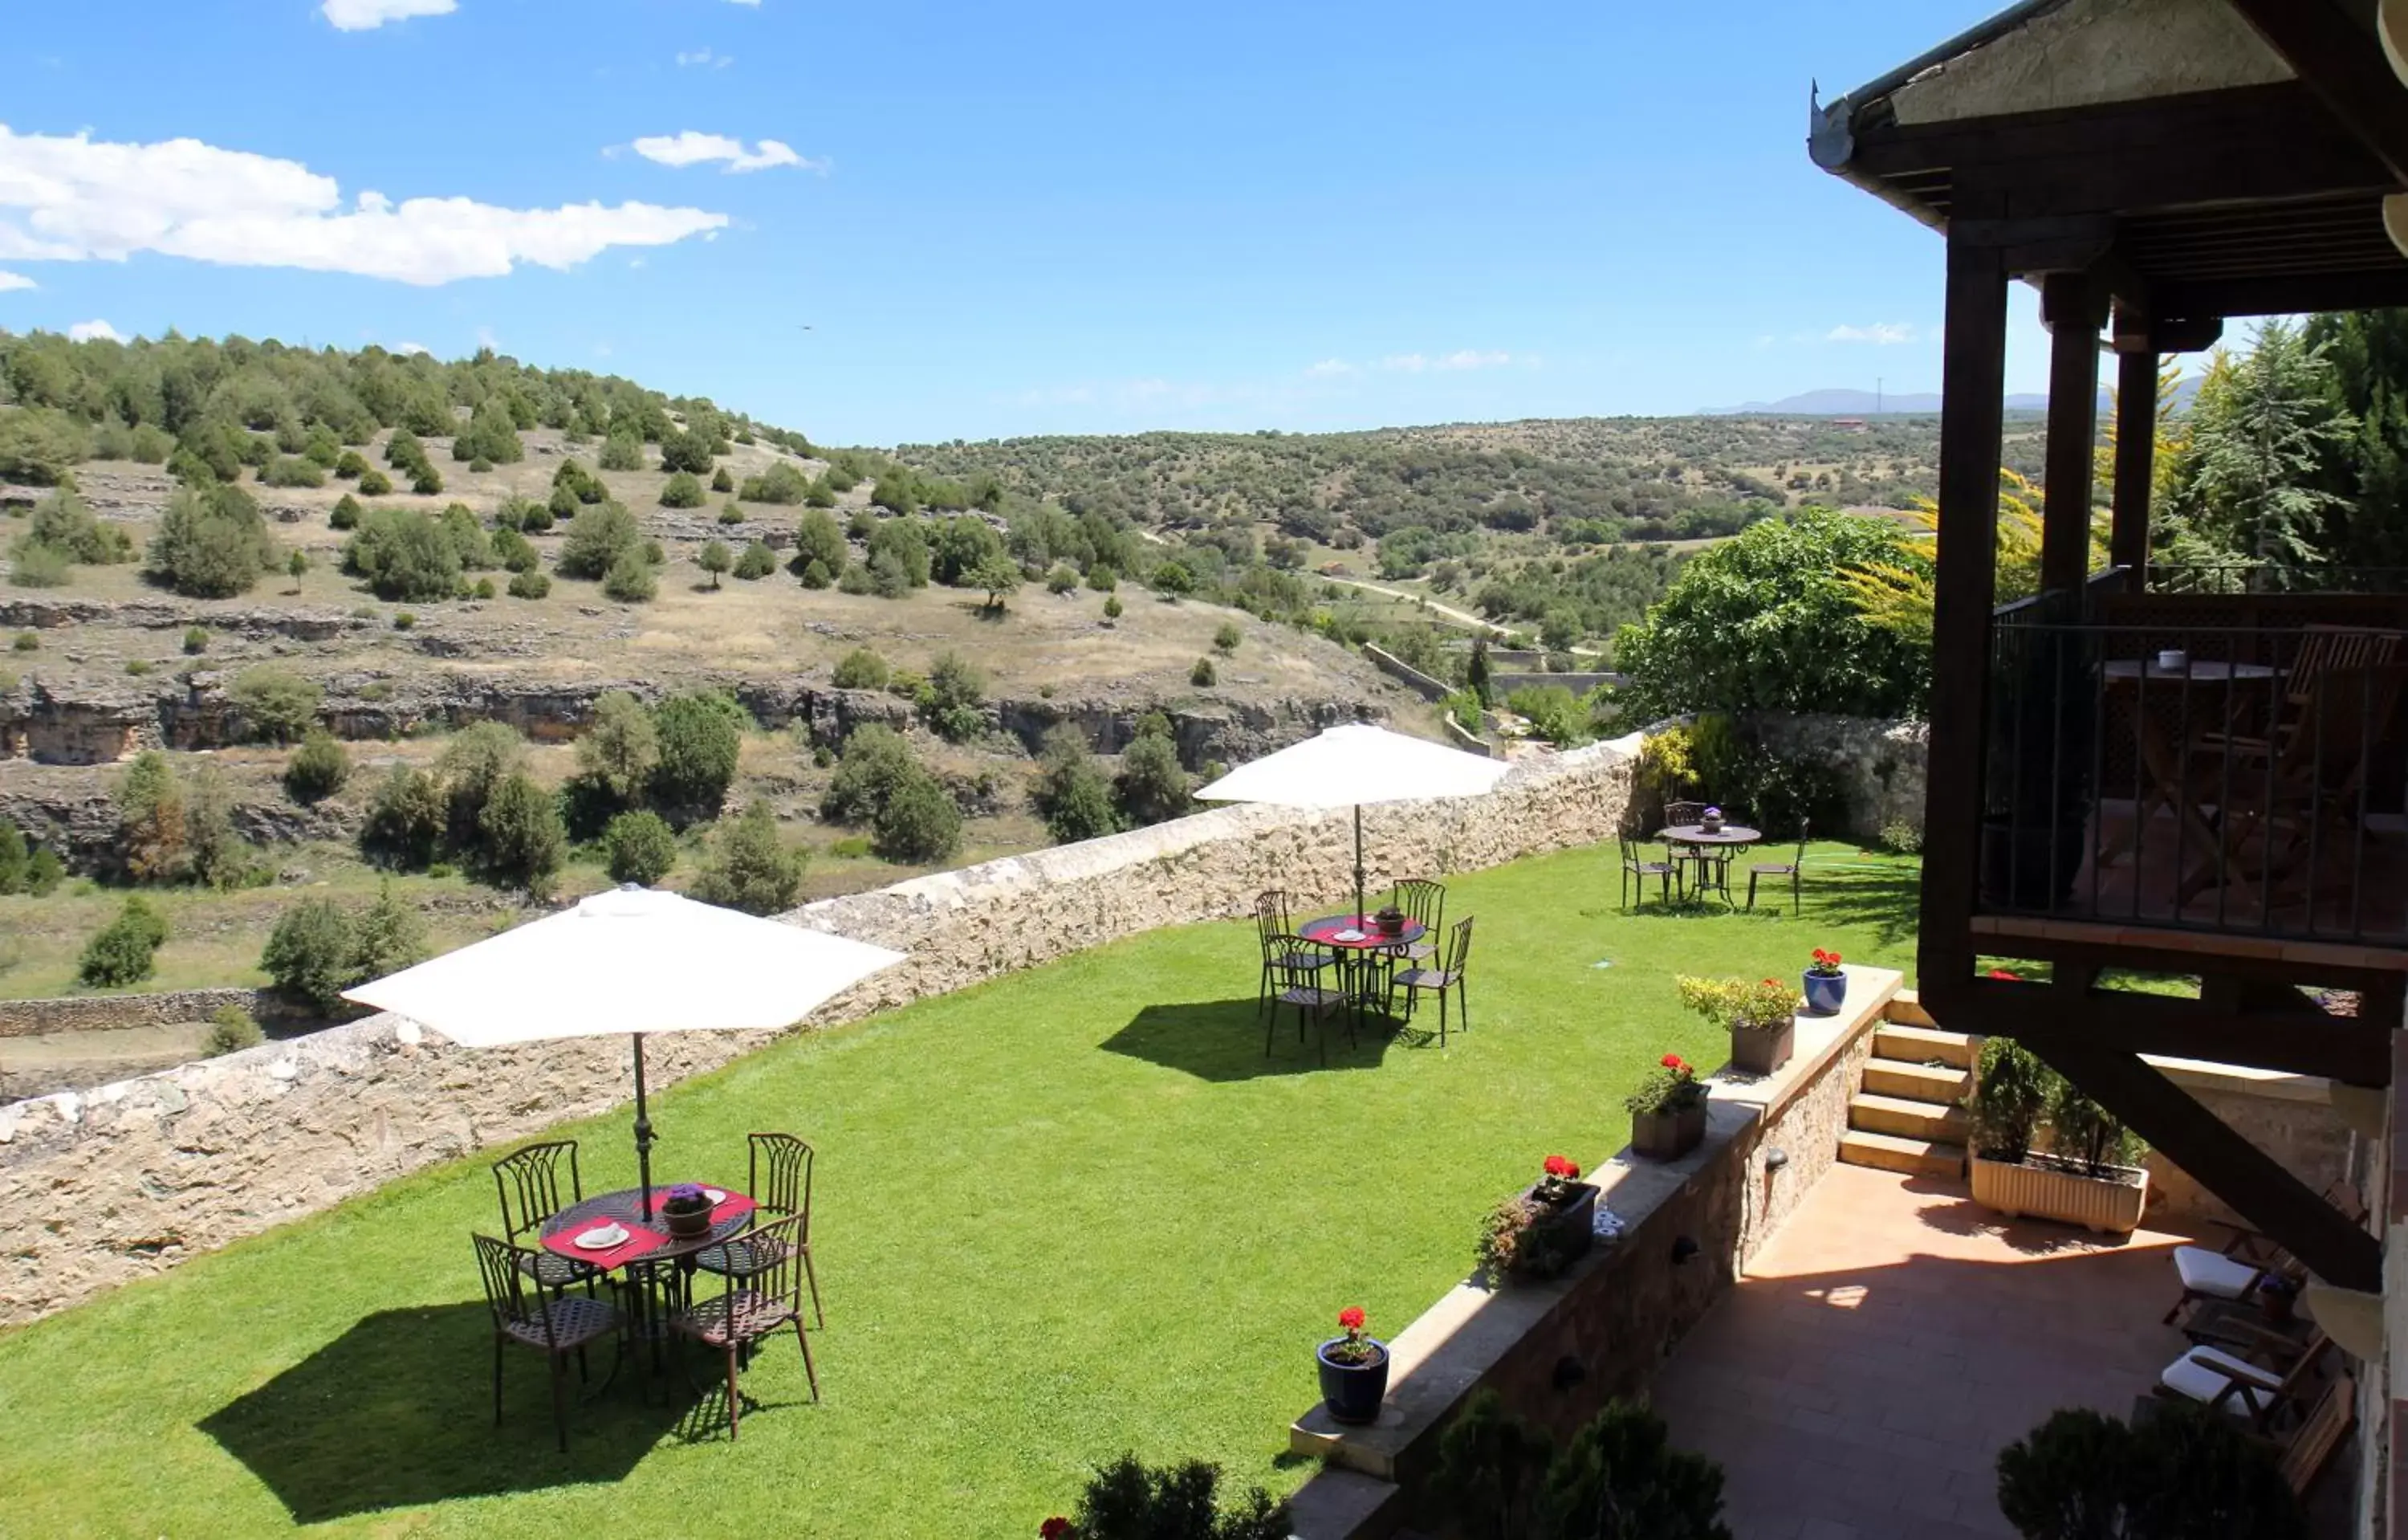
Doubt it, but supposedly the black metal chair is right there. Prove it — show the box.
[1390,915,1474,1044]
[1265,929,1352,1064]
[1618,834,1680,908]
[1389,878,1446,966]
[1661,800,1725,896]
[696,1132,822,1330]
[493,1140,602,1299]
[673,1212,819,1440]
[1747,821,1811,914]
[471,1232,623,1452]
[1255,890,1334,1020]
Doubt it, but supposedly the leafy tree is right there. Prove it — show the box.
[183,763,253,890]
[603,548,658,601]
[2162,320,2357,588]
[361,764,445,869]
[604,809,679,885]
[1088,563,1118,592]
[649,692,745,814]
[929,515,1005,585]
[867,517,931,588]
[872,765,961,864]
[578,691,660,801]
[1117,719,1190,825]
[79,896,169,988]
[26,489,132,564]
[970,552,1021,612]
[453,398,523,464]
[2303,308,2408,571]
[598,433,645,472]
[0,406,87,485]
[821,723,917,824]
[657,427,716,475]
[1034,726,1120,843]
[437,722,528,845]
[1047,562,1080,594]
[384,429,426,471]
[231,666,321,744]
[478,771,565,894]
[794,507,848,576]
[262,898,356,1012]
[203,1004,264,1057]
[832,647,890,690]
[733,540,777,579]
[690,801,806,914]
[0,821,26,894]
[284,728,352,803]
[262,455,325,488]
[697,538,731,589]
[558,500,642,579]
[116,750,188,883]
[343,507,462,602]
[351,880,428,988]
[552,457,605,504]
[508,569,552,599]
[660,471,706,509]
[147,482,279,598]
[491,526,538,573]
[739,462,811,504]
[924,650,986,740]
[438,502,494,568]
[1151,560,1195,599]
[356,467,393,496]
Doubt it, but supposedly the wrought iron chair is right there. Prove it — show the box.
[1661,800,1725,895]
[696,1133,822,1330]
[1746,821,1811,914]
[493,1140,602,1299]
[1390,915,1474,1045]
[1618,833,1679,908]
[1254,890,1333,1020]
[1265,930,1352,1064]
[471,1232,623,1452]
[673,1212,819,1439]
[1388,878,1446,966]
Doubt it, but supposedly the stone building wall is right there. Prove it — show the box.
[2143,1061,2361,1228]
[0,734,1642,1326]
[1750,712,1929,842]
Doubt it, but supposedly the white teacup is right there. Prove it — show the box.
[2155,649,2188,672]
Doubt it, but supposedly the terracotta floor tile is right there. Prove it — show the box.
[1654,1164,2202,1540]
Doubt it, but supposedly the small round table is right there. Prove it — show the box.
[1657,824,1762,906]
[542,1186,758,1373]
[1299,914,1428,1018]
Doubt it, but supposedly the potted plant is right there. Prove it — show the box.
[2257,1273,2300,1325]
[1676,976,1796,1076]
[1802,949,1847,1016]
[1966,1038,2150,1234]
[1316,1306,1389,1424]
[657,1182,716,1238]
[1699,805,1725,834]
[1625,1053,1709,1161]
[1474,1155,1598,1283]
[1373,903,1406,938]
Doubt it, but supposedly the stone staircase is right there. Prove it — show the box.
[1837,1019,1975,1179]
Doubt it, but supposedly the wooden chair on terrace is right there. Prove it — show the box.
[1747,820,1811,915]
[2199,625,2403,763]
[2211,666,2408,908]
[1390,915,1474,1045]
[1618,834,1679,909]
[2164,1180,2365,1330]
[672,1212,818,1440]
[1254,890,1334,1021]
[470,1232,624,1452]
[1264,931,1352,1064]
[2154,1328,2332,1437]
[492,1139,602,1300]
[696,1133,823,1330]
[2279,1371,2356,1499]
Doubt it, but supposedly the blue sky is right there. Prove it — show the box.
[0,0,2060,446]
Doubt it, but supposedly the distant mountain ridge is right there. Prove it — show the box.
[1702,377,2203,417]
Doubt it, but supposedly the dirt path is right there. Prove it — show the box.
[1322,577,1605,656]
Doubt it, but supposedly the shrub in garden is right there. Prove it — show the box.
[1996,1400,2304,1540]
[80,896,169,987]
[1059,1452,1291,1540]
[284,728,352,804]
[231,665,322,744]
[1432,1390,1730,1540]
[689,801,806,915]
[604,809,679,886]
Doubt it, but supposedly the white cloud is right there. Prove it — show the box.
[395,341,430,355]
[1823,323,1921,345]
[1305,358,1356,377]
[1435,348,1511,371]
[725,0,761,6]
[321,0,456,31]
[629,131,823,174]
[0,269,34,291]
[675,47,734,67]
[67,318,120,341]
[1376,349,1518,374]
[0,124,728,286]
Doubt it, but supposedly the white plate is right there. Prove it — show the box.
[1334,929,1366,943]
[573,1224,628,1250]
[702,1188,727,1204]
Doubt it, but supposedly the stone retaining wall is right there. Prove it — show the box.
[0,733,1645,1326]
[1361,644,1450,703]
[2144,1059,2360,1228]
[0,988,303,1040]
[1751,712,1928,842]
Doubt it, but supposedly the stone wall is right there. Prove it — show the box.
[0,988,305,1040]
[2143,1059,2361,1228]
[0,734,1644,1326]
[1750,711,1929,842]
[1361,644,1450,703]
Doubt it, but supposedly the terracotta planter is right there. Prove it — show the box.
[1729,1016,1795,1077]
[1316,1340,1390,1424]
[661,1205,714,1239]
[1630,1102,1707,1162]
[1971,1154,2149,1235]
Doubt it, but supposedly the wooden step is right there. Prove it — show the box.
[1838,1128,1966,1179]
[1849,1091,1970,1142]
[1862,1057,1971,1103]
[1873,1023,1976,1069]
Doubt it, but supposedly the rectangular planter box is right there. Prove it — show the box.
[1971,1154,2150,1236]
[1630,1102,1707,1162]
[1730,1017,1795,1077]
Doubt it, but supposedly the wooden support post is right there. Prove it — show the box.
[2034,1037,2382,1291]
[1919,231,2011,1004]
[2111,348,2158,590]
[2040,272,2104,595]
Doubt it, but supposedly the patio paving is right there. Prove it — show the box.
[1651,1162,2203,1540]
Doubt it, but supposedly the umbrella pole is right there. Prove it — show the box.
[632,1033,655,1219]
[1354,804,1366,922]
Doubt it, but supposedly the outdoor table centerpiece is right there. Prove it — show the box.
[1475,1155,1598,1284]
[1625,1053,1708,1161]
[1802,949,1848,1016]
[657,1183,718,1239]
[1699,805,1725,834]
[1676,974,1797,1076]
[1316,1306,1389,1424]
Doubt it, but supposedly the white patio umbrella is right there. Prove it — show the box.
[1194,723,1513,920]
[344,886,905,1215]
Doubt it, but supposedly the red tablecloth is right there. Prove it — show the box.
[1300,915,1426,951]
[544,1216,671,1272]
[643,1188,759,1228]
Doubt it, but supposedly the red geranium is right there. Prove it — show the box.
[1338,1306,1366,1331]
[1543,1154,1580,1179]
[1660,1053,1686,1070]
[1041,1520,1075,1540]
[1987,968,2020,980]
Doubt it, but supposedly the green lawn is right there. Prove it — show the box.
[0,842,1919,1537]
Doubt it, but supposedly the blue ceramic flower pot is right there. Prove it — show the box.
[1317,1339,1390,1424]
[1801,969,1847,1016]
